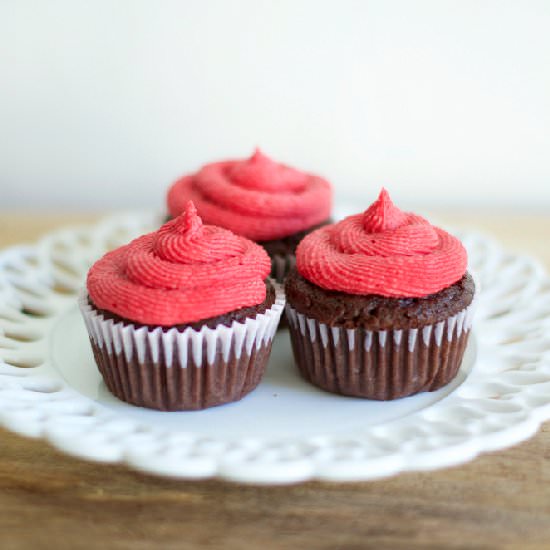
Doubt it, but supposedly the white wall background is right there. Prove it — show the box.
[2,0,549,211]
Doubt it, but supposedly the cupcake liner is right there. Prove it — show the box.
[286,299,476,400]
[270,253,296,284]
[79,284,285,411]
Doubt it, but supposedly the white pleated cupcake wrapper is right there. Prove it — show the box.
[270,254,296,283]
[286,296,476,352]
[78,282,286,368]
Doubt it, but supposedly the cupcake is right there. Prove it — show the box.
[285,189,476,400]
[79,202,285,411]
[167,149,333,282]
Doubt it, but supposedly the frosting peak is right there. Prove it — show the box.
[296,189,468,298]
[87,204,271,325]
[167,149,332,241]
[228,149,307,192]
[173,200,203,236]
[362,188,408,233]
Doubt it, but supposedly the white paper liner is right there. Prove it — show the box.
[286,300,475,352]
[285,290,477,399]
[79,282,285,369]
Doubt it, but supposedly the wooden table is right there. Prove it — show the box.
[1,211,549,550]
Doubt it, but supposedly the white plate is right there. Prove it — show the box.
[1,212,550,484]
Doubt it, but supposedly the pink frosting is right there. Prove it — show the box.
[87,202,271,326]
[296,189,468,298]
[167,149,332,241]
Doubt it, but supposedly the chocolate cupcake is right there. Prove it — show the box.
[285,189,476,400]
[166,149,333,282]
[79,202,285,411]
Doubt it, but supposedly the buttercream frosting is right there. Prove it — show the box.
[167,149,332,241]
[296,189,468,298]
[87,202,271,325]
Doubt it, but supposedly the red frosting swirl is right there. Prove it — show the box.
[296,189,468,298]
[87,202,271,325]
[167,149,332,241]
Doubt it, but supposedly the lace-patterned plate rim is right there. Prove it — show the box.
[0,211,549,484]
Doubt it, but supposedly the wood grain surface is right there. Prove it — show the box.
[1,211,549,550]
